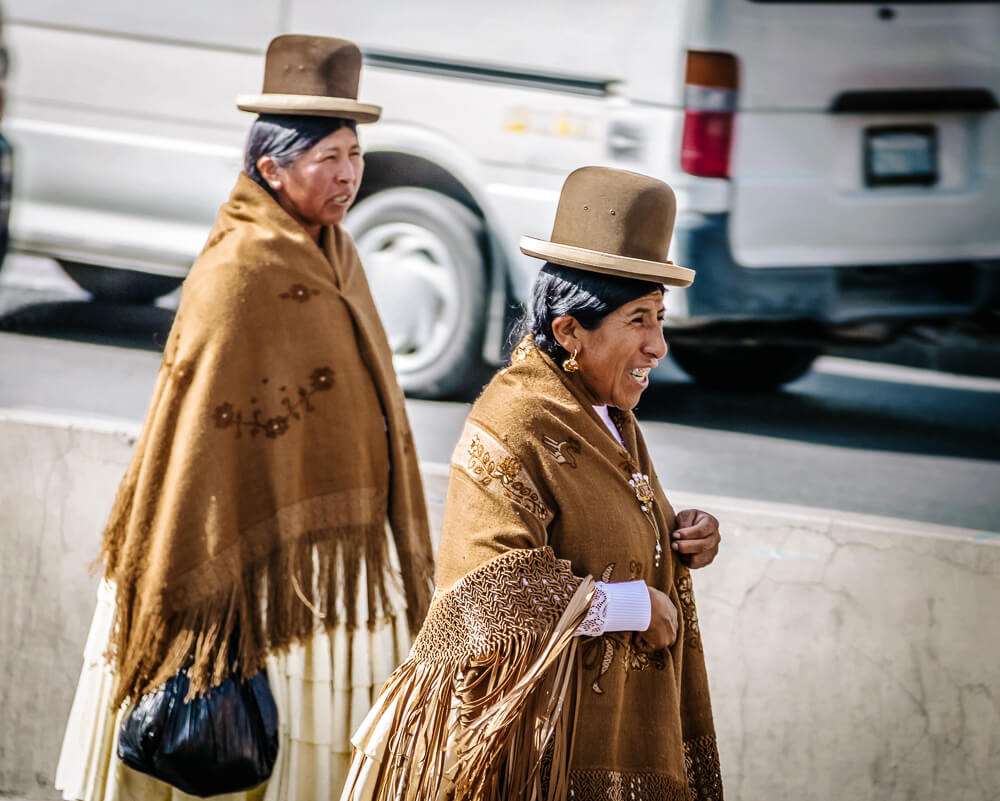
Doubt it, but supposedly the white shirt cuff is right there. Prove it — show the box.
[601,579,651,633]
[574,580,652,637]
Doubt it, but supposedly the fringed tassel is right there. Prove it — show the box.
[451,577,593,799]
[344,574,594,801]
[108,521,390,707]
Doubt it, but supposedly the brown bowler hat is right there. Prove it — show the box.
[520,167,694,287]
[237,35,381,123]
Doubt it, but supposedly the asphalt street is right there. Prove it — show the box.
[2,254,999,531]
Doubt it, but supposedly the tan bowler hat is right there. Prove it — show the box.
[520,167,694,287]
[237,35,381,123]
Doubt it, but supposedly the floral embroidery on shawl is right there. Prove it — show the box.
[676,566,703,652]
[212,365,335,439]
[583,561,664,694]
[501,336,537,372]
[583,633,668,695]
[454,422,551,521]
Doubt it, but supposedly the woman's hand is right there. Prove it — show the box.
[635,586,678,651]
[672,509,721,569]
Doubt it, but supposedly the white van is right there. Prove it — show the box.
[6,0,1000,395]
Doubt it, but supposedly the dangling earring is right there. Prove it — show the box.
[562,348,580,373]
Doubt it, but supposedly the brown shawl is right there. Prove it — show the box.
[344,337,722,801]
[101,174,435,705]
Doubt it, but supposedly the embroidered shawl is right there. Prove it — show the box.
[100,174,435,705]
[344,337,722,801]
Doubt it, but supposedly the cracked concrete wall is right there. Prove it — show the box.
[1,415,138,800]
[1,414,997,800]
[683,492,1000,801]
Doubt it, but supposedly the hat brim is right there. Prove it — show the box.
[236,94,381,123]
[520,236,694,288]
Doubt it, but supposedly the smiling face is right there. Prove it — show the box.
[554,289,667,410]
[258,125,363,239]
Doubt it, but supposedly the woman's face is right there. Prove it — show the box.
[568,289,668,411]
[262,126,364,236]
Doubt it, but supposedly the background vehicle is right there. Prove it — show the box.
[5,0,1000,395]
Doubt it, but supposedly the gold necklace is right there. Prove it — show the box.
[612,407,663,570]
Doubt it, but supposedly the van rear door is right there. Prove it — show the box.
[698,0,1000,269]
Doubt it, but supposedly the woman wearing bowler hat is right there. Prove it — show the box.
[55,35,435,801]
[342,167,724,801]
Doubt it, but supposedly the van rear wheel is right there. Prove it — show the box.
[347,188,487,399]
[669,343,820,391]
[59,261,182,304]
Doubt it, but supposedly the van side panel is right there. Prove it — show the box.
[5,22,261,269]
[5,0,280,50]
[290,0,644,85]
[290,0,694,106]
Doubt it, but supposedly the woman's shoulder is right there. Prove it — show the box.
[466,362,579,458]
[187,203,333,296]
[181,232,256,313]
[176,233,300,342]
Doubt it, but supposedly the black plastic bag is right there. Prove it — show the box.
[117,665,279,797]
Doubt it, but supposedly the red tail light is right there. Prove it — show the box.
[681,51,739,178]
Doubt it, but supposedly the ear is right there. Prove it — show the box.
[551,315,583,355]
[256,155,283,190]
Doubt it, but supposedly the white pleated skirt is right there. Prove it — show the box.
[55,554,411,801]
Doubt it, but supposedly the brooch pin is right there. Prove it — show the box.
[629,472,662,567]
[629,472,655,512]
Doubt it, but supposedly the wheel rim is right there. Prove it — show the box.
[354,221,462,375]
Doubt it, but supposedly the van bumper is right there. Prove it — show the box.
[672,213,1000,326]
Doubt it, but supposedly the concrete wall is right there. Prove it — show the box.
[687,492,1000,801]
[1,413,137,800]
[1,411,997,800]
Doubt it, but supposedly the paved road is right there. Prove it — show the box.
[3,254,999,531]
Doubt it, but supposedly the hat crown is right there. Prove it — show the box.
[260,34,362,100]
[549,167,676,264]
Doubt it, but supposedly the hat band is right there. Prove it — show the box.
[236,94,382,123]
[520,236,694,287]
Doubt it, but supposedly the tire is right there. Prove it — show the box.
[669,343,821,391]
[59,261,183,304]
[346,188,487,399]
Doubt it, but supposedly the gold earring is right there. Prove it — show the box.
[562,348,579,373]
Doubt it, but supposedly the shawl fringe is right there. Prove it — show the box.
[107,520,390,706]
[344,547,594,801]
